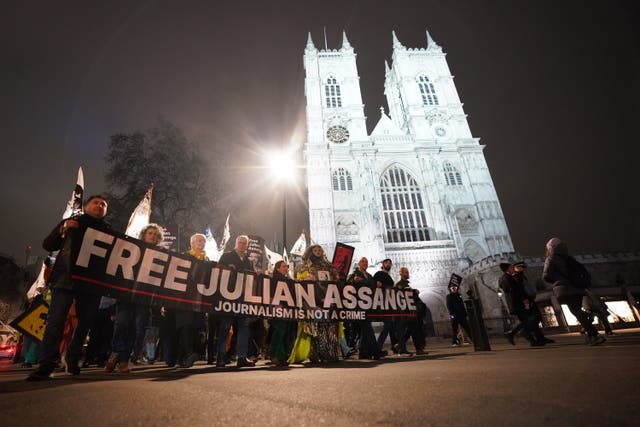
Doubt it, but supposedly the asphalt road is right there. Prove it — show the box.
[1,330,639,427]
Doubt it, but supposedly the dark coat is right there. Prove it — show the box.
[43,214,111,291]
[373,270,394,289]
[499,273,530,314]
[395,278,410,290]
[446,292,467,318]
[543,239,586,299]
[412,290,427,322]
[272,271,289,282]
[218,250,253,272]
[347,268,373,286]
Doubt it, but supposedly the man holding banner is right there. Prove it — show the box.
[27,195,112,381]
[374,259,397,354]
[216,235,256,368]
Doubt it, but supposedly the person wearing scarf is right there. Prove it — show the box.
[288,245,340,363]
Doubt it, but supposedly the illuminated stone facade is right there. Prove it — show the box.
[303,31,514,328]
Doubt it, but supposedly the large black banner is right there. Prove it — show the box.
[69,227,417,321]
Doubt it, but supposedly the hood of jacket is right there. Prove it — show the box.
[546,237,568,256]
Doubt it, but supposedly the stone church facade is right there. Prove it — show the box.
[303,31,514,331]
[303,30,640,336]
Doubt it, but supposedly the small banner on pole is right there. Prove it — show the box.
[10,299,49,341]
[448,273,463,288]
[332,242,355,281]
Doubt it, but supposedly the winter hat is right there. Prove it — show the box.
[546,237,563,252]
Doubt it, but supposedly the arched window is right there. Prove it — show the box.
[325,77,342,108]
[380,166,430,243]
[444,162,463,186]
[418,75,439,106]
[332,168,353,191]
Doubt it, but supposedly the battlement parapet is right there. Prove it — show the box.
[462,251,640,277]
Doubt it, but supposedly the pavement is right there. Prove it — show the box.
[1,328,639,427]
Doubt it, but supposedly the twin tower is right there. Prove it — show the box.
[303,30,513,304]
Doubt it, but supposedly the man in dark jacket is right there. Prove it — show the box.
[347,257,385,359]
[408,290,428,355]
[393,267,413,356]
[500,261,551,346]
[216,235,256,368]
[174,233,207,368]
[374,258,397,352]
[27,195,111,381]
[446,284,472,346]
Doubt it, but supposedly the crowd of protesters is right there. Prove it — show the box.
[23,194,432,381]
[21,195,609,381]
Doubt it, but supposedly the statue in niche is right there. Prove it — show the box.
[455,208,478,234]
[463,239,486,263]
[336,215,358,240]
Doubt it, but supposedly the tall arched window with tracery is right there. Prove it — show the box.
[418,75,438,106]
[380,166,430,243]
[443,162,463,186]
[325,77,342,108]
[332,168,353,191]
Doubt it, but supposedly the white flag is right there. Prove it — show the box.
[263,244,283,272]
[27,261,47,300]
[290,230,307,257]
[62,167,84,219]
[125,186,153,239]
[219,213,231,252]
[204,225,221,261]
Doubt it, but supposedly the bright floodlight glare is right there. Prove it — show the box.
[268,150,295,182]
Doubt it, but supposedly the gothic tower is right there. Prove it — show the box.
[383,31,514,261]
[303,31,376,256]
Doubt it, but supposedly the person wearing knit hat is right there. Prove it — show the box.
[543,237,606,346]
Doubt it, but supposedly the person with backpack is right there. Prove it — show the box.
[542,237,606,346]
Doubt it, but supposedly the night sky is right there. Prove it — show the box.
[1,0,639,264]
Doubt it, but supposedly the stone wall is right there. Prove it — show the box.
[460,251,640,336]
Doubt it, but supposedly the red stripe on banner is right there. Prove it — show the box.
[71,274,213,307]
[368,313,416,317]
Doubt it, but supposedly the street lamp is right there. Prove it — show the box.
[267,149,296,252]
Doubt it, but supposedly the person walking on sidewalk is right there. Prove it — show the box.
[446,283,472,347]
[543,237,606,346]
[500,261,552,346]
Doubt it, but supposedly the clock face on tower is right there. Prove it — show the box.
[434,126,447,137]
[326,125,350,144]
